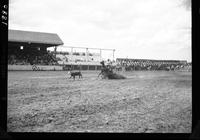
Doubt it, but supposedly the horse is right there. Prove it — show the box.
[98,67,111,79]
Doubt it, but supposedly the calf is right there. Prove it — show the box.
[68,71,82,80]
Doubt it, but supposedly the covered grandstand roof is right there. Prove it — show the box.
[8,29,64,46]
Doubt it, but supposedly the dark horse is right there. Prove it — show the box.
[98,61,126,79]
[98,61,112,78]
[98,67,112,79]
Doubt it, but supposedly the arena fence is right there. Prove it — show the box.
[8,65,63,71]
[8,64,102,71]
[62,65,102,71]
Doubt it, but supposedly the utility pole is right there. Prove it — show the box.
[100,49,102,62]
[86,48,88,62]
[71,47,73,62]
[113,49,115,61]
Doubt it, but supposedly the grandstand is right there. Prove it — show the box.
[8,29,63,64]
[8,29,64,70]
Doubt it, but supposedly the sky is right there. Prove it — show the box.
[9,0,191,62]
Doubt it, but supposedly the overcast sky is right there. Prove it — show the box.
[9,0,191,62]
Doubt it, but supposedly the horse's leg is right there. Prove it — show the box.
[101,72,106,79]
[98,73,100,77]
[98,72,102,77]
[101,72,105,79]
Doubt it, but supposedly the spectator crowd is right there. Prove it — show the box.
[115,59,192,71]
[8,50,58,65]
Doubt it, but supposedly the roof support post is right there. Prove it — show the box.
[54,46,57,52]
[54,46,57,56]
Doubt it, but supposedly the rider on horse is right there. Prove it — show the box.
[99,60,126,79]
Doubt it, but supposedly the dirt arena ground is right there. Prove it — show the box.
[7,70,192,133]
